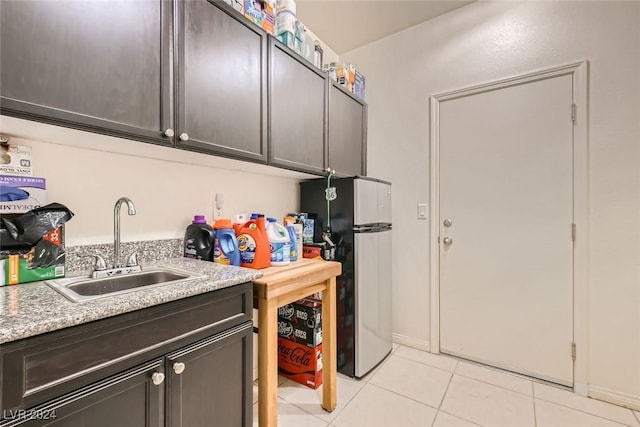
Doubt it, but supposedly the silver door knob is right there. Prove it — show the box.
[151,372,165,386]
[173,362,186,375]
[163,128,174,138]
[443,237,453,245]
[179,133,189,141]
[443,219,453,227]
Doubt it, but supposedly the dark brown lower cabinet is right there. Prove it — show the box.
[0,283,253,427]
[0,359,164,427]
[167,324,253,427]
[1,323,252,427]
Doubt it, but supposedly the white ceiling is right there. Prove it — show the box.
[296,0,475,55]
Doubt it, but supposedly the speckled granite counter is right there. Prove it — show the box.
[0,257,262,345]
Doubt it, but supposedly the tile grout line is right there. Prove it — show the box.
[367,382,443,413]
[534,396,637,426]
[395,346,638,427]
[394,352,458,375]
[398,351,537,399]
[634,411,640,424]
[429,368,457,427]
[534,381,640,426]
[532,381,538,427]
[437,410,485,427]
[282,379,369,424]
[454,371,534,398]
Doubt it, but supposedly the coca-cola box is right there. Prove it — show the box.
[277,298,322,348]
[278,337,323,389]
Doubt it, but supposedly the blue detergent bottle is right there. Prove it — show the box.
[286,224,298,261]
[213,219,241,266]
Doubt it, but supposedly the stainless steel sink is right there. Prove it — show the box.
[46,267,203,303]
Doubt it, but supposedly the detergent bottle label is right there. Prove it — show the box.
[213,238,230,265]
[237,234,257,264]
[270,242,291,262]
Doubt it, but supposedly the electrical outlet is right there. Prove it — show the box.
[213,193,224,219]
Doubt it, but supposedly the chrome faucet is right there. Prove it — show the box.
[114,197,136,268]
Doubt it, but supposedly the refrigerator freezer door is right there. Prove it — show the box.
[378,182,392,224]
[354,228,392,377]
[354,178,380,226]
[354,178,392,226]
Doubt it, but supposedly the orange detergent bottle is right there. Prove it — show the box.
[233,215,271,269]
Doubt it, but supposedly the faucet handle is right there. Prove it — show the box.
[78,252,107,271]
[125,252,139,267]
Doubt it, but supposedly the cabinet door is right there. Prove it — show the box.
[176,0,267,163]
[1,360,164,427]
[268,38,326,174]
[328,82,367,176]
[166,322,253,427]
[0,0,173,146]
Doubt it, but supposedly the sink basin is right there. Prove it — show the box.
[46,267,203,303]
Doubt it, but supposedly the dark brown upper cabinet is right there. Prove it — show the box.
[328,81,367,177]
[268,37,327,174]
[0,0,174,146]
[175,0,268,163]
[0,0,365,175]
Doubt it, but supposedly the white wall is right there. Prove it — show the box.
[0,116,307,246]
[342,1,640,405]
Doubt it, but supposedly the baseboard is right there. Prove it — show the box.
[574,382,588,397]
[589,385,640,411]
[392,333,430,352]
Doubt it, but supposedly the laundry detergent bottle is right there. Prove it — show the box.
[233,216,271,269]
[285,224,298,261]
[267,217,290,266]
[213,219,240,266]
[184,215,214,261]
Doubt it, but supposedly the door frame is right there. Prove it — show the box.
[429,60,589,394]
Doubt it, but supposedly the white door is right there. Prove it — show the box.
[438,74,574,385]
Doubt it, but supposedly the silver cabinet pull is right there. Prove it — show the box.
[173,362,186,375]
[151,372,165,386]
[443,219,453,227]
[163,128,174,138]
[179,133,189,141]
[442,237,453,245]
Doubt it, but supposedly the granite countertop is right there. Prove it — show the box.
[0,257,262,345]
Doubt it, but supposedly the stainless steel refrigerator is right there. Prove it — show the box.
[300,176,392,378]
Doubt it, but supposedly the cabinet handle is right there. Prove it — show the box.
[173,362,186,375]
[163,128,175,138]
[179,133,189,141]
[151,372,165,386]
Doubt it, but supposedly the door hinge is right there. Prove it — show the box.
[437,236,440,244]
[571,342,576,361]
[571,223,576,242]
[571,104,577,123]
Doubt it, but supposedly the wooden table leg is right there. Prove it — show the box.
[321,276,337,411]
[258,297,278,427]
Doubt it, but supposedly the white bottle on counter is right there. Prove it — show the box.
[266,217,290,266]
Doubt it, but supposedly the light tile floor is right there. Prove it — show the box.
[253,344,640,427]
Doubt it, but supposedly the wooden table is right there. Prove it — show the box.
[252,258,342,427]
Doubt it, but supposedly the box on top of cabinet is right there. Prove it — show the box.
[0,175,46,213]
[354,71,366,101]
[0,143,32,176]
[244,0,264,27]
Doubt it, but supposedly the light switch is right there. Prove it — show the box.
[417,203,428,220]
